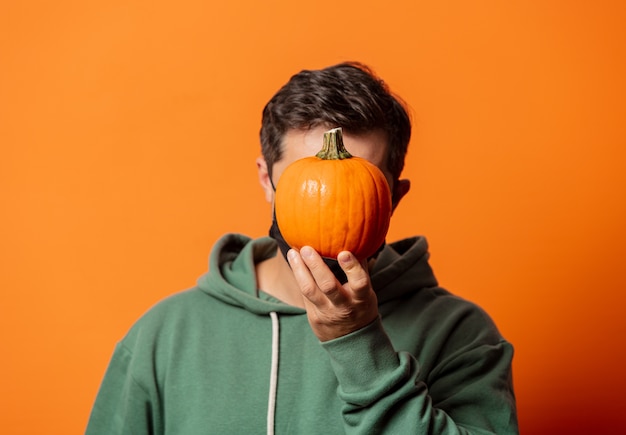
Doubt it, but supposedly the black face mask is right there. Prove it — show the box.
[269,209,349,284]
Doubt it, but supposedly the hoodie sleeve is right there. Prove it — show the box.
[320,317,518,435]
[85,342,160,435]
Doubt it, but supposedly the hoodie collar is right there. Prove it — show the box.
[198,234,304,315]
[197,233,437,314]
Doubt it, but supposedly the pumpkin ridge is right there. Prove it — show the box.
[360,159,390,256]
[361,165,372,258]
[347,159,364,257]
[296,168,308,251]
[375,162,392,246]
[318,164,325,256]
[312,162,322,253]
[366,162,382,244]
[330,161,346,258]
[337,161,352,254]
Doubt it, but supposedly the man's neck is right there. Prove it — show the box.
[255,248,305,308]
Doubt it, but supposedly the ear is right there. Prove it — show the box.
[391,178,411,212]
[256,156,274,203]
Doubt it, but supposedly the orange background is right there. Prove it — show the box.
[2,1,625,433]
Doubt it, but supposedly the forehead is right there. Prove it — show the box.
[280,127,389,171]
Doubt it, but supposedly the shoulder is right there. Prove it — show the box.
[384,284,509,353]
[425,287,505,342]
[120,288,213,349]
[140,288,207,321]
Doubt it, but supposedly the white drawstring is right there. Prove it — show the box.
[267,312,279,435]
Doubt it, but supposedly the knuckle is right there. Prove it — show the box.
[299,281,317,298]
[349,275,370,290]
[305,259,324,274]
[317,279,337,295]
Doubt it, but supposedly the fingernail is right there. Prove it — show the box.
[338,251,351,264]
[287,249,298,262]
[300,246,314,259]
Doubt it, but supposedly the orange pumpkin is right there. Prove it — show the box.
[275,127,392,260]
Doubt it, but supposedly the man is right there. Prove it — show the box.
[86,62,518,434]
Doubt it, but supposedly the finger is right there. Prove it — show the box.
[286,249,328,307]
[299,246,349,305]
[337,251,371,298]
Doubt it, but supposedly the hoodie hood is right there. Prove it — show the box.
[369,236,439,304]
[196,233,438,315]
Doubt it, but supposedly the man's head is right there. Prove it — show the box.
[259,62,411,183]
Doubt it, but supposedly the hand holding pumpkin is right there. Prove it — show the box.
[276,127,389,339]
[287,246,379,342]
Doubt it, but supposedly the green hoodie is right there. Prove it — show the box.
[86,234,517,434]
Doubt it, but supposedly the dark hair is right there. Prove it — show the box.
[260,62,411,181]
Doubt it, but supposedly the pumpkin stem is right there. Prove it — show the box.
[316,127,353,160]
